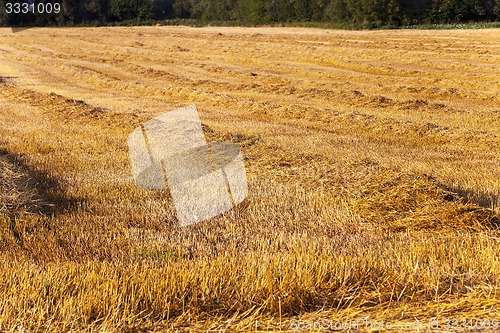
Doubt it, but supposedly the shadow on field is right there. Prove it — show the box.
[441,183,499,212]
[0,148,83,218]
[438,182,500,229]
[0,76,16,84]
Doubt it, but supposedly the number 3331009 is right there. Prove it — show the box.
[5,2,61,14]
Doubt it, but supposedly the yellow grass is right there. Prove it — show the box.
[0,26,499,331]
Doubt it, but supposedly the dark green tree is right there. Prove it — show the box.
[109,0,153,21]
[324,0,350,22]
[152,0,174,19]
[236,0,268,23]
[345,0,400,26]
[0,1,10,26]
[265,0,294,22]
[173,0,193,18]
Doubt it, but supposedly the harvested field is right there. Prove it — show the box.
[0,26,499,332]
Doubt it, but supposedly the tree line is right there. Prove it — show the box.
[1,0,500,28]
